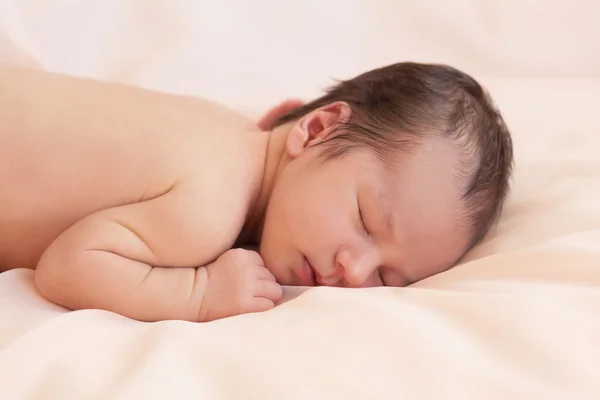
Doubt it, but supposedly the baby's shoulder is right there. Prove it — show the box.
[174,129,267,247]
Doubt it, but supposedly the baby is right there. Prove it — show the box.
[0,62,513,322]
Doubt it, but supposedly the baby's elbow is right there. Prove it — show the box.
[34,248,61,303]
[34,245,79,309]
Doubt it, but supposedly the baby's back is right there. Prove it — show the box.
[0,68,263,271]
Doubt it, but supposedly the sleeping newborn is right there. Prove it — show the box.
[0,62,513,322]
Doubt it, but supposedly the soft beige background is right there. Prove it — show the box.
[1,1,600,399]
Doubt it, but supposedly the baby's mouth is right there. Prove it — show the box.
[301,257,317,286]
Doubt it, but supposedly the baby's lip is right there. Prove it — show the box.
[301,257,317,286]
[305,257,338,286]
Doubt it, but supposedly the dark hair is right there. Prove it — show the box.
[273,62,513,249]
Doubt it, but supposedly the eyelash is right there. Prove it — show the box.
[358,202,384,285]
[358,204,370,235]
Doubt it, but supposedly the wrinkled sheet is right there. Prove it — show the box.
[1,1,600,399]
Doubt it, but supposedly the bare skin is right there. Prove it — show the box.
[0,67,471,323]
[0,67,284,321]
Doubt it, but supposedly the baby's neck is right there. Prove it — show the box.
[236,124,290,247]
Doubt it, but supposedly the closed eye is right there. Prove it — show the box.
[358,200,370,235]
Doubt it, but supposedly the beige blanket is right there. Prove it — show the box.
[1,1,600,399]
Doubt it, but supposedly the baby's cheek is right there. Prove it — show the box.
[373,272,385,287]
[367,272,384,287]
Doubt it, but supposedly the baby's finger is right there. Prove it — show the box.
[253,264,276,281]
[243,249,265,267]
[249,297,275,313]
[256,280,283,302]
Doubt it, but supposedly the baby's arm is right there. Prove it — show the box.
[34,183,280,322]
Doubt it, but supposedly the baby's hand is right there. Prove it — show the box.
[199,248,283,322]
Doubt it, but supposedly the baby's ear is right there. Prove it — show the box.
[285,101,351,158]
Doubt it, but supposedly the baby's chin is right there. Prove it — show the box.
[257,235,310,286]
[265,261,291,286]
[261,253,297,286]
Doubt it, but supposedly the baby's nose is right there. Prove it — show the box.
[336,247,379,288]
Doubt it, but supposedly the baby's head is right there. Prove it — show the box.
[258,62,513,287]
